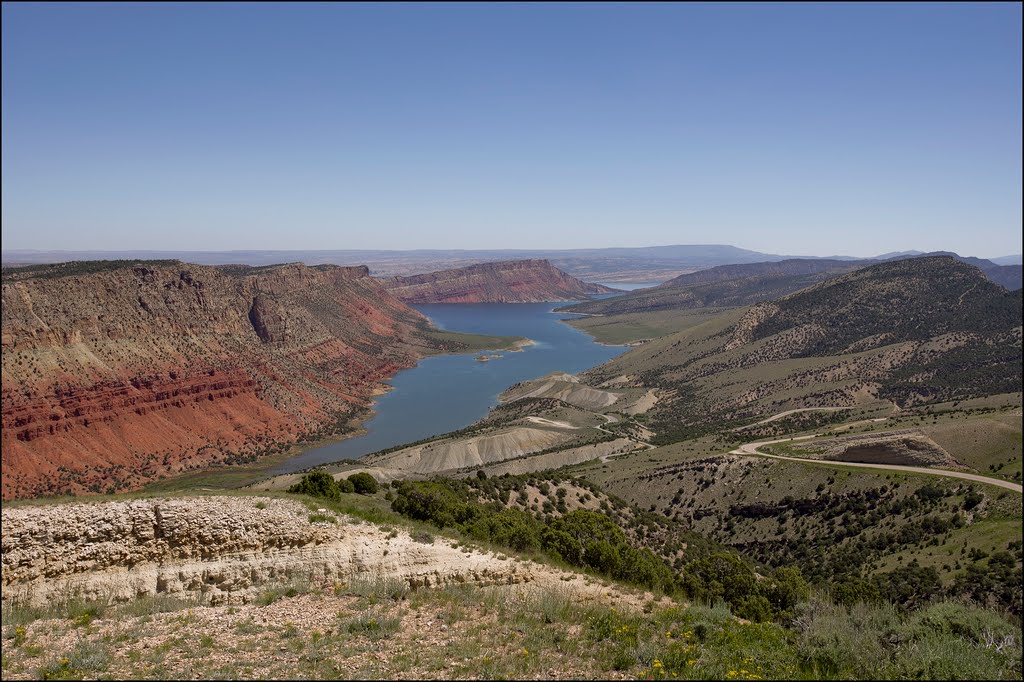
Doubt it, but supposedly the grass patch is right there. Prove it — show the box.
[340,610,403,640]
[257,576,313,606]
[419,329,526,355]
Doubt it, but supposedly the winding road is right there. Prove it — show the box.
[531,403,1020,492]
[730,435,1023,493]
[732,406,853,431]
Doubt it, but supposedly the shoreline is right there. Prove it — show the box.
[509,338,537,351]
[595,338,650,347]
[136,311,614,494]
[249,334,538,481]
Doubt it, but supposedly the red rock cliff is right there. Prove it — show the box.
[382,259,619,304]
[1,261,441,499]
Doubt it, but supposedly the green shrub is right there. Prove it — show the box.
[390,481,677,593]
[348,472,379,495]
[873,562,942,608]
[288,471,339,500]
[832,577,883,607]
[541,528,584,565]
[735,594,773,623]
[391,481,479,527]
[466,509,541,552]
[766,566,810,620]
[905,600,1020,645]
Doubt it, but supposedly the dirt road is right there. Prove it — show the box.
[731,436,1023,493]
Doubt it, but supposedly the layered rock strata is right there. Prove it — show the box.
[1,262,439,499]
[383,259,617,303]
[0,497,537,606]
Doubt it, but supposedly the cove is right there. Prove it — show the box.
[269,302,628,474]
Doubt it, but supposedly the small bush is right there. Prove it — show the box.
[258,578,312,606]
[288,471,340,500]
[340,611,402,639]
[411,530,435,545]
[348,472,380,495]
[39,640,110,680]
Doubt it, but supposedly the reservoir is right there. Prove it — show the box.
[270,302,628,473]
[594,281,663,291]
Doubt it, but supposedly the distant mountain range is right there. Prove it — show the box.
[3,246,1020,284]
[559,259,867,315]
[0,246,829,282]
[560,251,1021,316]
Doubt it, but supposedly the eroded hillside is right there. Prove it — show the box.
[560,258,867,315]
[0,261,463,499]
[581,257,1022,443]
[383,259,618,303]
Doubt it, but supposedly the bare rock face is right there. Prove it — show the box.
[791,430,964,468]
[383,259,618,304]
[248,295,289,344]
[1,497,538,607]
[1,262,439,499]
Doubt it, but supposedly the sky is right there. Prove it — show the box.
[2,2,1021,258]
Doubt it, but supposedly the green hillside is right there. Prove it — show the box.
[583,257,1022,443]
[558,259,866,316]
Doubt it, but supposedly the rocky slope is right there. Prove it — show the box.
[559,259,871,315]
[582,256,1023,443]
[382,259,618,304]
[560,253,1021,316]
[1,261,451,500]
[902,252,1022,291]
[0,495,639,608]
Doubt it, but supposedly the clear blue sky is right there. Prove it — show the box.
[2,2,1021,257]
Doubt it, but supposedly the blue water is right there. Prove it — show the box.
[596,281,663,291]
[269,303,627,473]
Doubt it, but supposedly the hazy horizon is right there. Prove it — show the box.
[3,3,1021,257]
[2,244,1020,265]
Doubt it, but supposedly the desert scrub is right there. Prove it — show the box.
[340,609,402,640]
[257,576,312,606]
[343,575,410,603]
[411,529,435,544]
[792,597,1023,680]
[3,581,1021,680]
[104,593,198,621]
[4,624,28,647]
[38,640,110,681]
[3,593,111,631]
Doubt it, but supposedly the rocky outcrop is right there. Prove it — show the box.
[0,497,542,607]
[502,377,621,411]
[247,294,289,343]
[383,259,618,304]
[792,430,965,468]
[364,426,575,474]
[1,261,443,499]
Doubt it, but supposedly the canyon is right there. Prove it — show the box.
[382,259,618,303]
[0,261,461,500]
